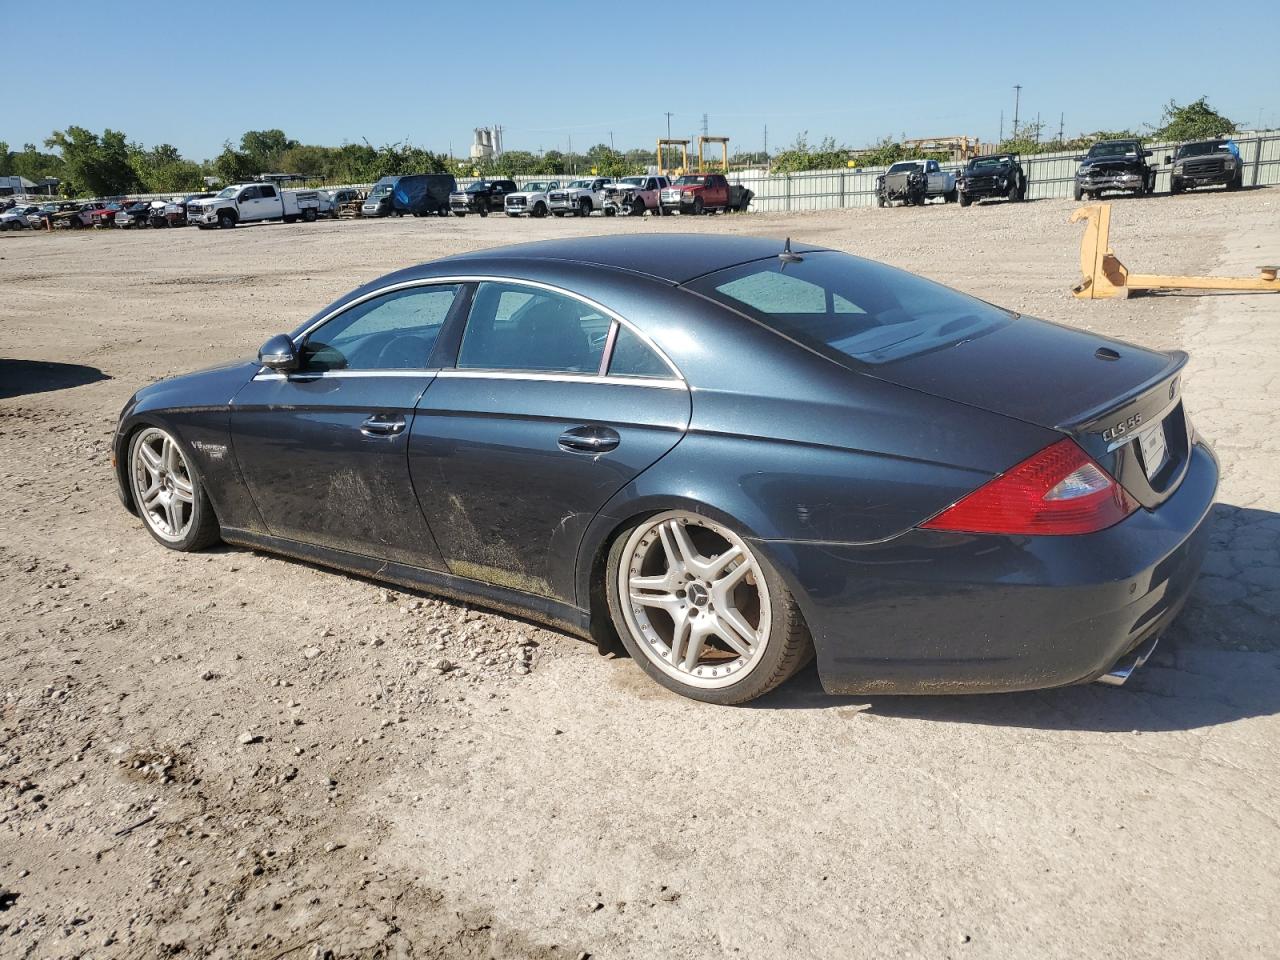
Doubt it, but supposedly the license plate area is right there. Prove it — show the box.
[1137,422,1168,478]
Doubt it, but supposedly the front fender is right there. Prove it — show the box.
[113,360,264,531]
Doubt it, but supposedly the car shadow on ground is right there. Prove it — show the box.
[751,645,1280,734]
[0,359,109,399]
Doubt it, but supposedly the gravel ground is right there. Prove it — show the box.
[1,191,1278,959]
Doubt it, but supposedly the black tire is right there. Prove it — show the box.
[1073,182,1083,201]
[945,188,958,203]
[692,197,704,215]
[1227,170,1243,191]
[453,211,465,218]
[578,198,591,217]
[506,212,519,218]
[604,513,813,706]
[1007,179,1020,201]
[958,190,971,207]
[127,426,221,552]
[604,206,617,217]
[875,193,885,208]
[629,199,646,216]
[217,210,236,229]
[552,211,565,217]
[533,202,547,218]
[1170,176,1183,195]
[478,205,488,217]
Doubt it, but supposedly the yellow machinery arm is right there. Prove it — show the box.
[1070,203,1278,299]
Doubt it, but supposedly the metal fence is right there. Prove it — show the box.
[718,131,1280,212]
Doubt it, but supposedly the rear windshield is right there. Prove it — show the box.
[687,251,1012,366]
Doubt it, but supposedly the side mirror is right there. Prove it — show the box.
[259,334,298,372]
[1164,155,1173,164]
[1143,150,1153,158]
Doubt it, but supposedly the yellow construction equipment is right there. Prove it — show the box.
[1070,203,1279,299]
[697,135,730,172]
[657,138,690,177]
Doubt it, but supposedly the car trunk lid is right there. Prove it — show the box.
[866,317,1192,508]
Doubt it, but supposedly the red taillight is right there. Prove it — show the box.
[921,438,1138,536]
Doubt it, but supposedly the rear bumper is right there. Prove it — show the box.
[767,441,1218,694]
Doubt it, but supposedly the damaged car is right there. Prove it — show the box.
[956,153,1026,206]
[113,235,1217,706]
[1168,139,1243,194]
[1074,140,1155,200]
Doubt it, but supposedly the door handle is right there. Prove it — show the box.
[558,426,620,453]
[361,415,406,437]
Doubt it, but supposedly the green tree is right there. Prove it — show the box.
[212,142,255,185]
[239,129,299,172]
[128,143,204,193]
[45,127,136,196]
[1152,97,1235,142]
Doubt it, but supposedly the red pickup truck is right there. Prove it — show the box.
[660,173,731,215]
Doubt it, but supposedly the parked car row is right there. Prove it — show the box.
[5,136,1242,236]
[875,137,1246,209]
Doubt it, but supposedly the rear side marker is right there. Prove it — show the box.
[921,438,1138,536]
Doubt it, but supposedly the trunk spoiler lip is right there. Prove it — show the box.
[1054,349,1188,434]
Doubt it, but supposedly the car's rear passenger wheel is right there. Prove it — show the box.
[606,510,812,705]
[129,426,220,552]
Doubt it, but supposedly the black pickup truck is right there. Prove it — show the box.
[1073,140,1155,200]
[1167,139,1243,194]
[449,179,518,217]
[956,153,1026,206]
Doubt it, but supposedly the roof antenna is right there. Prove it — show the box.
[779,237,804,264]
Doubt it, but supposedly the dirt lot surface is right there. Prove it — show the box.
[2,193,1278,960]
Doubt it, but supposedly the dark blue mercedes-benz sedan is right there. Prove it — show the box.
[112,235,1217,704]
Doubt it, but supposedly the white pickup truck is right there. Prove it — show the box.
[547,178,609,217]
[187,183,322,229]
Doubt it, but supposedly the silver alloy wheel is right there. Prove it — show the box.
[130,428,195,543]
[618,511,772,689]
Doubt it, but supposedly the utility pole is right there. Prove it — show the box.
[1035,112,1041,144]
[763,124,768,164]
[1012,84,1022,139]
[664,112,673,140]
[609,131,615,152]
[998,110,1003,143]
[1058,112,1065,144]
[702,113,709,138]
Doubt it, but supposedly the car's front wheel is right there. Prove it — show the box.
[128,426,220,551]
[606,511,812,705]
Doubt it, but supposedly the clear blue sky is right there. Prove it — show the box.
[7,0,1277,160]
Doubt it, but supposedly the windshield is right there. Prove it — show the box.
[369,183,393,198]
[465,182,489,192]
[968,157,1009,171]
[619,177,645,186]
[673,175,707,186]
[522,182,548,192]
[688,251,1013,366]
[216,187,238,199]
[1087,142,1139,158]
[1176,140,1230,158]
[888,162,923,174]
[566,180,594,188]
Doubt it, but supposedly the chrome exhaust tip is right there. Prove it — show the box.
[1097,634,1160,686]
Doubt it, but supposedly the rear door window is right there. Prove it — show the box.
[457,282,610,374]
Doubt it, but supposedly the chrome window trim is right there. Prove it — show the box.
[253,369,436,381]
[434,369,686,390]
[294,275,685,383]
